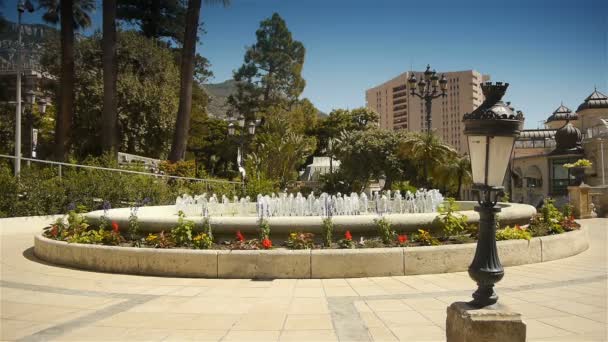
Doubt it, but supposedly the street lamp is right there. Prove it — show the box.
[408,64,448,133]
[37,98,48,114]
[227,116,258,194]
[23,90,36,160]
[463,82,524,307]
[14,0,35,176]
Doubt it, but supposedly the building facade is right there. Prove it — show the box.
[365,70,490,153]
[509,89,608,215]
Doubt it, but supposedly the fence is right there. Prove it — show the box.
[0,154,242,193]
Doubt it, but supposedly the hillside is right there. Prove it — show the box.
[202,79,237,119]
[203,79,327,119]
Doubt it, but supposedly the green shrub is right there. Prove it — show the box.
[435,198,468,237]
[321,217,334,247]
[192,233,213,249]
[529,198,564,235]
[0,161,237,218]
[496,225,532,241]
[202,217,213,241]
[171,211,194,246]
[258,219,271,240]
[145,231,174,248]
[412,229,439,246]
[286,232,315,249]
[375,217,394,244]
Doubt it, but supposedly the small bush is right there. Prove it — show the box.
[171,211,194,247]
[321,217,333,247]
[286,232,315,249]
[496,225,532,241]
[412,229,439,246]
[338,230,356,249]
[192,233,213,249]
[435,198,468,237]
[145,231,174,248]
[375,217,394,244]
[258,219,271,240]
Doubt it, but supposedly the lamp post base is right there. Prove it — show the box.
[446,301,526,342]
[468,200,504,308]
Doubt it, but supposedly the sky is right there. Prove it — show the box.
[4,0,607,128]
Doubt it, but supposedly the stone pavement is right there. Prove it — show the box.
[1,216,606,342]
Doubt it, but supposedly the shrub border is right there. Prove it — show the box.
[34,227,588,279]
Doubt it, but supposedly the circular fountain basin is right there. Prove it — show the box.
[84,201,537,234]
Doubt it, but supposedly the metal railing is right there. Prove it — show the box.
[0,154,242,191]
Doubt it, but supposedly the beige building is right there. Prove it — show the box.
[509,89,608,215]
[365,70,490,153]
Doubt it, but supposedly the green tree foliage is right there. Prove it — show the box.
[117,0,186,45]
[333,128,410,192]
[313,107,379,157]
[246,116,316,188]
[229,13,306,119]
[187,108,237,179]
[38,0,96,29]
[434,154,472,198]
[398,132,458,188]
[40,31,180,158]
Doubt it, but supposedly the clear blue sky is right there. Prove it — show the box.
[4,0,607,128]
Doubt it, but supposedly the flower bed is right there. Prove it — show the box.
[42,198,579,251]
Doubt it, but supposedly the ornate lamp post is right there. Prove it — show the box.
[408,64,448,133]
[23,89,36,160]
[227,115,258,193]
[14,0,35,176]
[463,82,524,307]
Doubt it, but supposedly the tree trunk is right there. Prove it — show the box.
[54,0,75,161]
[102,0,118,155]
[168,0,201,162]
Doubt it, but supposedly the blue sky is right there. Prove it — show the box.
[4,0,607,128]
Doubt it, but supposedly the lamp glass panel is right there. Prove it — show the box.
[487,136,515,187]
[467,135,488,184]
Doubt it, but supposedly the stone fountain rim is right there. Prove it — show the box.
[33,226,588,278]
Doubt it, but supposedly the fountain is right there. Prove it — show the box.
[84,188,535,235]
[174,189,444,218]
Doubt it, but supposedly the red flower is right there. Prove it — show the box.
[112,221,119,233]
[236,230,245,242]
[50,225,58,237]
[344,231,352,241]
[398,234,408,244]
[262,238,272,249]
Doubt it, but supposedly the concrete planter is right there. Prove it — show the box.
[34,227,588,279]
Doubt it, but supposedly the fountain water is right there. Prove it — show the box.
[174,189,444,218]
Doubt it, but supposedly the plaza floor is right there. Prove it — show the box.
[0,216,606,342]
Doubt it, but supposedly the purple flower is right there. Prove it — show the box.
[102,200,111,211]
[67,202,76,211]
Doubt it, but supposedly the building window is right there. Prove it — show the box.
[550,158,578,195]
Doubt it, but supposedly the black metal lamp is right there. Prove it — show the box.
[37,98,47,114]
[247,121,256,135]
[409,64,448,133]
[25,89,35,105]
[439,74,448,92]
[463,81,524,307]
[408,74,417,91]
[227,122,235,136]
[423,64,433,82]
[430,70,439,89]
[237,115,245,128]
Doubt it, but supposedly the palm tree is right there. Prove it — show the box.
[102,0,117,154]
[38,0,94,161]
[399,132,457,189]
[434,154,472,198]
[168,0,229,162]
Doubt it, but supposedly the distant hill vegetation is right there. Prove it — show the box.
[203,79,327,119]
